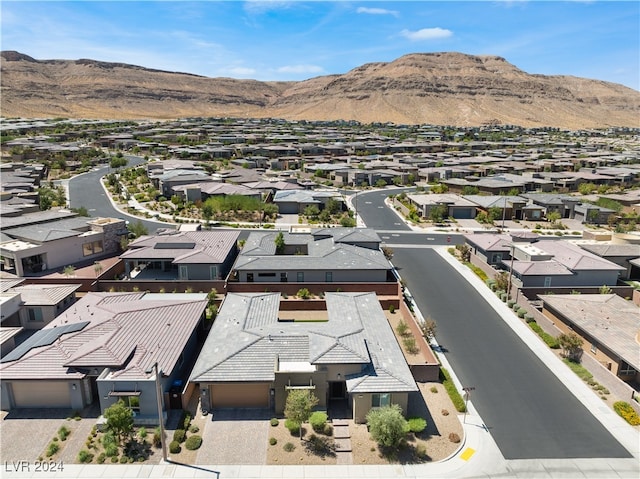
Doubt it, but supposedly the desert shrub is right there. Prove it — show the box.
[77,449,94,463]
[58,426,70,441]
[152,428,162,448]
[403,336,419,354]
[366,404,408,448]
[415,443,428,459]
[97,453,106,464]
[137,427,147,439]
[613,402,640,426]
[283,442,296,452]
[517,309,526,318]
[407,417,427,433]
[182,412,192,431]
[169,441,181,454]
[296,288,311,299]
[525,314,535,322]
[104,443,118,457]
[440,367,466,412]
[323,423,333,436]
[270,418,279,427]
[285,419,300,435]
[430,386,438,393]
[46,442,59,457]
[173,429,186,443]
[389,304,395,314]
[309,411,328,433]
[441,409,449,416]
[110,456,118,463]
[396,320,409,336]
[500,293,508,302]
[528,322,560,348]
[189,425,199,434]
[119,456,128,464]
[185,435,202,450]
[269,437,277,446]
[448,432,461,443]
[507,300,515,308]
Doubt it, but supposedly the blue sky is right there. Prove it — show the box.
[1,1,638,90]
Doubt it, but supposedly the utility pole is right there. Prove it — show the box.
[147,362,168,462]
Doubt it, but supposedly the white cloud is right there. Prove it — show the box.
[277,64,325,74]
[243,1,294,15]
[400,27,453,41]
[226,66,257,76]
[356,7,399,17]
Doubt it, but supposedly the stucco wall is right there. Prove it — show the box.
[351,392,409,424]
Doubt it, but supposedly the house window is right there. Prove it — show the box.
[619,362,636,376]
[544,277,552,287]
[590,342,598,354]
[371,393,391,408]
[28,308,43,322]
[491,253,502,263]
[247,273,254,282]
[179,265,188,279]
[297,272,304,282]
[82,240,104,257]
[280,272,288,283]
[325,272,333,282]
[124,395,140,413]
[258,273,276,278]
[209,266,217,280]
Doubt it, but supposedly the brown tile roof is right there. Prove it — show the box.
[0,292,207,380]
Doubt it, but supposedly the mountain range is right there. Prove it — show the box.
[1,50,638,129]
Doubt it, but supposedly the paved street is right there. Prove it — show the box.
[355,188,633,460]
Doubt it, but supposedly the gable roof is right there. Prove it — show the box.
[190,292,417,394]
[9,283,80,305]
[0,292,207,380]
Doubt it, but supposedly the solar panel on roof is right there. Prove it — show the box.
[1,321,89,363]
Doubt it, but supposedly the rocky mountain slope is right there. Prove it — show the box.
[2,50,638,128]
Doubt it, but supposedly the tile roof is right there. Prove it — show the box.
[0,292,207,380]
[9,284,80,305]
[539,294,640,370]
[121,230,239,264]
[190,292,417,394]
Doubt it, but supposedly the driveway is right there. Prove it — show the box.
[196,409,271,465]
[0,406,98,462]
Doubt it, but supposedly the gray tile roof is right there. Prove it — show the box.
[539,294,640,370]
[190,292,417,394]
[9,284,80,305]
[234,230,389,271]
[578,243,640,259]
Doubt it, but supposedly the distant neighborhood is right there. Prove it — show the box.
[0,116,638,466]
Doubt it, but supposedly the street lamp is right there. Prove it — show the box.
[462,386,475,424]
[146,362,168,462]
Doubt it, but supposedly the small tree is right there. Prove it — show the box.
[494,271,510,292]
[93,261,103,277]
[546,211,561,225]
[104,400,134,446]
[558,332,584,362]
[366,404,408,449]
[202,200,215,226]
[421,317,437,341]
[63,265,76,278]
[274,231,285,254]
[128,220,148,239]
[284,390,319,438]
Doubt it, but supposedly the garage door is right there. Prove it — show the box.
[12,381,71,408]
[210,383,270,408]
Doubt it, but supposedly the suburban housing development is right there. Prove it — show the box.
[0,117,638,468]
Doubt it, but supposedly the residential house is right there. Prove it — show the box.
[171,182,260,203]
[120,230,239,280]
[0,292,208,424]
[507,240,625,288]
[189,292,418,423]
[463,195,529,221]
[272,190,344,215]
[539,294,639,383]
[577,244,640,281]
[407,194,477,219]
[520,193,581,219]
[0,217,127,277]
[0,283,80,329]
[231,228,390,283]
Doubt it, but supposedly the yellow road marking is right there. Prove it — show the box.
[460,447,476,461]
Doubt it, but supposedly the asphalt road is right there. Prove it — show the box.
[356,188,631,460]
[68,156,175,234]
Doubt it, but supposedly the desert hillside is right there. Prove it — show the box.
[1,51,638,129]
